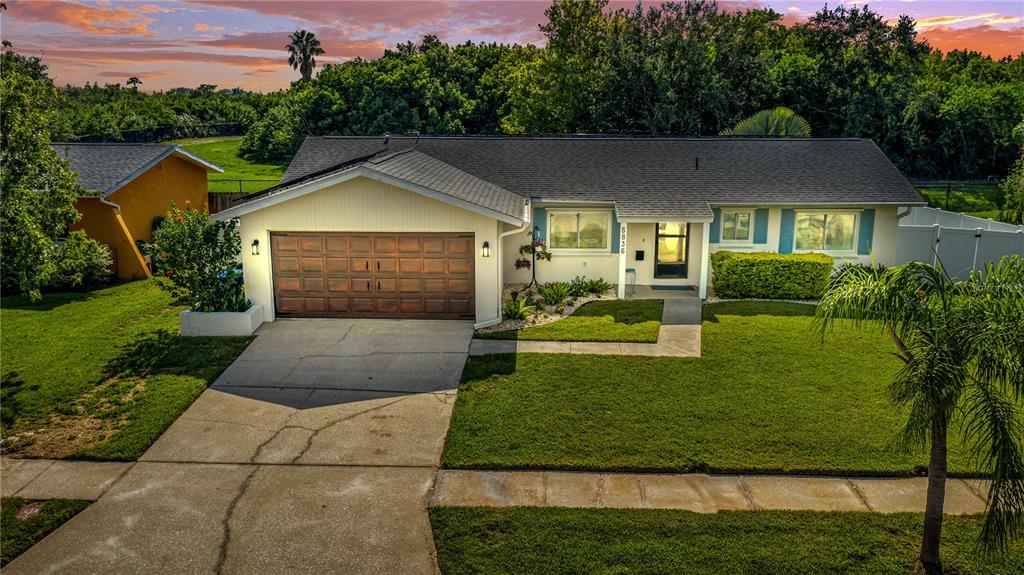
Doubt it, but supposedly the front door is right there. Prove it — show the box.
[654,222,689,278]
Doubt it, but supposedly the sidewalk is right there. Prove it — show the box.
[470,298,702,357]
[2,458,132,501]
[431,469,990,515]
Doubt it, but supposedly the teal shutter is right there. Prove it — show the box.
[533,207,548,242]
[857,209,875,255]
[779,209,795,254]
[611,210,620,252]
[753,208,769,244]
[709,208,721,244]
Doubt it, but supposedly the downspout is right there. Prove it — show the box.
[490,199,532,326]
[897,206,913,222]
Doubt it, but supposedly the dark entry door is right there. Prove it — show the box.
[654,223,689,278]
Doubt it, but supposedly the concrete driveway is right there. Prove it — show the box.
[6,319,473,575]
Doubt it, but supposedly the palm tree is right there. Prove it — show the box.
[720,106,811,137]
[815,257,1024,575]
[286,30,324,82]
[126,77,142,90]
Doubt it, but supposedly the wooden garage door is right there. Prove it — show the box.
[271,232,475,320]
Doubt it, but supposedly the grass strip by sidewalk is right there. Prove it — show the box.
[430,507,1024,575]
[476,299,663,343]
[1,498,90,566]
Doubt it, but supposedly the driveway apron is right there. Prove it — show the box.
[6,319,473,575]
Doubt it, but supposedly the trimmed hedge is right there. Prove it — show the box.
[710,251,833,300]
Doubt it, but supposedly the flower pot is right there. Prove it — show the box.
[179,304,264,337]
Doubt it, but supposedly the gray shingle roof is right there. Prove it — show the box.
[221,148,526,223]
[51,143,221,195]
[282,136,924,220]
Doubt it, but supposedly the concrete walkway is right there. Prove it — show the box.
[4,319,473,575]
[431,470,991,515]
[470,297,702,357]
[1,458,132,501]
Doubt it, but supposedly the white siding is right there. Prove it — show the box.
[237,176,501,324]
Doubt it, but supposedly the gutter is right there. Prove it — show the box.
[478,199,532,329]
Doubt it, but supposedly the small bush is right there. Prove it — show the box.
[538,282,571,306]
[502,297,533,320]
[47,231,112,291]
[585,278,613,294]
[568,276,590,297]
[710,250,833,300]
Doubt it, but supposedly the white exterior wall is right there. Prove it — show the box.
[237,176,501,325]
[623,222,705,286]
[708,205,901,267]
[500,228,620,284]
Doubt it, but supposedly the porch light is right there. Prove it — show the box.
[251,239,260,256]
[481,240,491,258]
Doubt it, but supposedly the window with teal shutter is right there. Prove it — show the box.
[779,209,795,253]
[709,208,721,244]
[857,209,875,255]
[753,209,769,244]
[533,207,547,241]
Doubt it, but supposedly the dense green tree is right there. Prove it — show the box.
[0,52,84,299]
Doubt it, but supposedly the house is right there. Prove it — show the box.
[53,143,222,279]
[214,136,925,328]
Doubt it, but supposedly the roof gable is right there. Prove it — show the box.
[51,143,222,196]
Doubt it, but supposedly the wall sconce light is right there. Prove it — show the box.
[251,239,260,256]
[481,240,490,258]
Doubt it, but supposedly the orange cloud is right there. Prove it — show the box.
[194,23,225,32]
[9,0,156,36]
[40,48,283,68]
[97,70,176,79]
[242,68,279,77]
[916,13,998,29]
[919,24,1024,59]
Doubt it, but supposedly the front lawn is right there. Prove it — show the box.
[477,299,663,343]
[430,507,1024,575]
[1,281,251,460]
[442,301,979,475]
[1,498,90,566]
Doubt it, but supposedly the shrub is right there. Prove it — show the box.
[585,278,613,294]
[538,282,571,306]
[145,202,250,312]
[502,296,533,320]
[47,231,112,291]
[568,276,590,297]
[710,250,833,300]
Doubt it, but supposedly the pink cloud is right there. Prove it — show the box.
[919,24,1024,58]
[9,0,156,35]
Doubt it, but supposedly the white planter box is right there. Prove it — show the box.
[179,304,264,337]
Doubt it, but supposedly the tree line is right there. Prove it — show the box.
[46,0,1024,181]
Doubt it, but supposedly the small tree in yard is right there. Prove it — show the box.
[146,202,249,312]
[514,237,552,289]
[815,257,1024,575]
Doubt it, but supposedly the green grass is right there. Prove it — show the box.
[477,299,663,342]
[430,507,1024,575]
[172,137,286,193]
[1,281,252,460]
[1,498,90,566]
[917,183,1011,222]
[442,301,981,475]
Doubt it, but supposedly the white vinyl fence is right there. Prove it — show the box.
[896,207,1024,278]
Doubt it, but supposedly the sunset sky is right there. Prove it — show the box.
[2,0,1022,92]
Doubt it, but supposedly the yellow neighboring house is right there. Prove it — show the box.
[52,143,223,280]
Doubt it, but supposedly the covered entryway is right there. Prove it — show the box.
[271,232,475,319]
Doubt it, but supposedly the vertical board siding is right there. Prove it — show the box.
[858,209,876,255]
[779,209,796,254]
[709,208,721,244]
[753,208,769,244]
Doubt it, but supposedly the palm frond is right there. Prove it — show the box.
[720,106,811,137]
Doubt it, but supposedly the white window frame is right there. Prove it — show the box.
[719,209,755,245]
[793,210,860,254]
[547,210,613,253]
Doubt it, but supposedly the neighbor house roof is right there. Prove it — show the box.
[280,136,924,221]
[51,143,223,197]
[215,148,528,224]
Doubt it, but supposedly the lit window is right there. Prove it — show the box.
[548,212,609,249]
[721,211,751,242]
[795,212,857,251]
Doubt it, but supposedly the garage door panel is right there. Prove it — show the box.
[325,257,348,273]
[272,232,474,319]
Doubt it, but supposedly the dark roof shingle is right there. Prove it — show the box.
[51,143,220,195]
[282,136,923,220]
